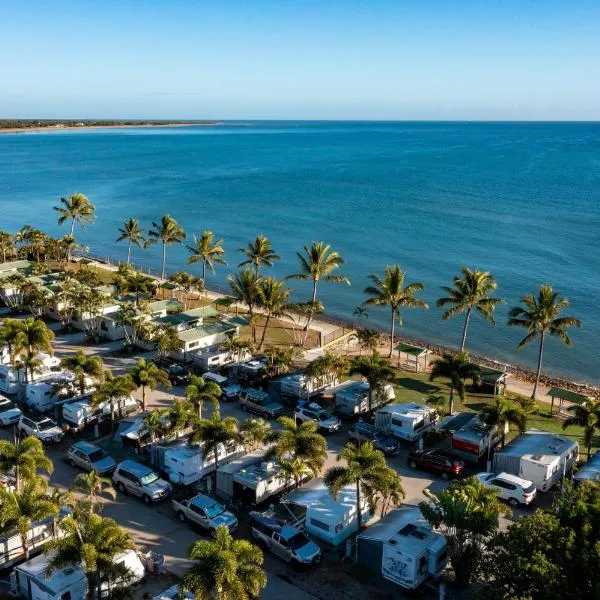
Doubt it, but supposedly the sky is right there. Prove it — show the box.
[1,0,600,120]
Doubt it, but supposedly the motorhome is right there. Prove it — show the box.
[0,353,62,395]
[283,480,372,546]
[191,346,251,372]
[217,448,294,505]
[493,430,579,492]
[375,403,437,442]
[268,371,339,404]
[162,442,245,486]
[450,413,501,463]
[62,395,139,431]
[333,380,394,417]
[357,506,447,590]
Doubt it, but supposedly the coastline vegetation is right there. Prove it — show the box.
[0,119,216,130]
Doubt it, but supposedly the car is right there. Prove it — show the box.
[476,472,537,506]
[112,459,172,503]
[407,449,465,479]
[18,415,63,443]
[154,358,190,386]
[202,372,242,401]
[0,396,22,426]
[66,441,117,475]
[347,422,401,455]
[239,388,284,419]
[294,402,341,433]
[172,494,238,535]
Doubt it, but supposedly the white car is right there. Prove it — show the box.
[0,397,22,426]
[294,402,341,433]
[476,471,537,506]
[18,415,64,444]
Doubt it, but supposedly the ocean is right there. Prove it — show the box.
[0,121,598,383]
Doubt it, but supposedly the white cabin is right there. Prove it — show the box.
[357,506,447,590]
[375,403,436,442]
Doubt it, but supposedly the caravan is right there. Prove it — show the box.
[375,403,437,442]
[334,380,394,417]
[450,413,501,463]
[25,374,82,413]
[493,430,579,491]
[357,506,447,590]
[268,371,339,405]
[0,353,63,395]
[62,395,138,431]
[192,346,251,371]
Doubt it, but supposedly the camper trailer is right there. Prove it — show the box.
[0,353,62,395]
[450,414,501,463]
[217,448,294,505]
[493,430,579,492]
[62,395,139,431]
[357,506,447,590]
[283,480,372,546]
[268,371,339,405]
[192,346,251,371]
[334,380,395,417]
[375,403,437,442]
[24,374,83,413]
[162,442,244,486]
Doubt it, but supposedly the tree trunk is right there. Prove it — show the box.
[356,479,362,532]
[68,219,76,262]
[141,386,146,412]
[448,387,454,415]
[259,314,271,350]
[23,536,29,560]
[460,308,472,352]
[197,400,203,419]
[368,388,373,415]
[202,260,206,283]
[161,243,167,279]
[532,333,545,400]
[388,309,395,358]
[127,241,132,264]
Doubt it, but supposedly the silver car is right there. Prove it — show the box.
[295,403,341,433]
[18,415,63,443]
[66,441,117,475]
[172,494,238,535]
[112,460,172,503]
[0,397,22,426]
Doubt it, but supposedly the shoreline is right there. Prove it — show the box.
[0,122,223,134]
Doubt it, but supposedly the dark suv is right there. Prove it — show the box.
[348,422,401,456]
[407,449,465,479]
[154,358,190,386]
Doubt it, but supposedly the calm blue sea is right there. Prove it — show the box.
[0,121,598,382]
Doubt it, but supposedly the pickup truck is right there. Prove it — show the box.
[172,494,238,535]
[249,510,321,566]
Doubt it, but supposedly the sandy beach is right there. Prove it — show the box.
[0,122,222,134]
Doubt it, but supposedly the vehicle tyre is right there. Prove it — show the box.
[143,495,152,504]
[117,482,126,494]
[69,458,77,468]
[508,497,519,507]
[177,511,186,523]
[409,460,418,469]
[441,472,449,480]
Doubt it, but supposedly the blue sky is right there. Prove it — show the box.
[2,0,599,120]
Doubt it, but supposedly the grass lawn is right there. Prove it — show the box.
[239,316,320,349]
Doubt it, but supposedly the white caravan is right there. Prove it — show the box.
[269,371,339,403]
[25,375,84,413]
[493,430,579,492]
[62,395,139,431]
[375,403,437,442]
[192,347,251,371]
[357,506,447,590]
[451,414,501,463]
[334,380,394,417]
[0,353,62,394]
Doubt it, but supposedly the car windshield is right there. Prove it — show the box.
[288,532,310,550]
[253,396,267,406]
[222,379,237,387]
[88,449,107,462]
[315,410,331,420]
[205,502,225,519]
[524,483,536,494]
[0,400,16,410]
[139,471,159,485]
[38,420,56,431]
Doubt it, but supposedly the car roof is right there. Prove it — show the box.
[118,459,154,476]
[30,416,55,424]
[492,472,534,487]
[72,441,101,454]
[190,494,220,508]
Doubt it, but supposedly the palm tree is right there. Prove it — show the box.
[377,469,405,517]
[91,373,136,423]
[263,346,296,377]
[238,234,280,274]
[73,471,116,515]
[278,457,313,490]
[53,193,95,261]
[116,217,146,264]
[187,230,227,282]
[186,375,222,419]
[0,319,24,360]
[364,265,428,357]
[60,351,104,396]
[123,270,156,306]
[306,352,348,389]
[149,214,186,279]
[274,417,327,480]
[169,398,196,435]
[348,352,395,414]
[562,400,600,458]
[15,350,43,385]
[0,230,15,262]
[48,487,74,537]
[228,269,263,342]
[13,317,55,357]
[128,358,171,412]
[182,525,267,600]
[429,352,481,414]
[425,393,449,419]
[0,481,57,560]
[0,437,53,492]
[240,418,275,452]
[508,285,581,399]
[437,267,504,352]
[170,271,203,309]
[191,413,241,484]
[256,277,291,350]
[44,513,134,600]
[142,408,171,444]
[288,242,350,345]
[480,397,526,446]
[324,441,390,532]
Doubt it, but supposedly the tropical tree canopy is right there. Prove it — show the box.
[115,217,146,263]
[187,230,227,281]
[60,350,105,396]
[186,375,222,419]
[429,352,481,414]
[238,234,280,274]
[0,436,53,492]
[348,351,395,414]
[149,214,186,279]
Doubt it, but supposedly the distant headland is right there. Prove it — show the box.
[0,119,220,134]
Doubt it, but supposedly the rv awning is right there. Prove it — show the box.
[394,343,430,357]
[547,387,591,405]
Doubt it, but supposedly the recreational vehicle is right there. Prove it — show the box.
[62,395,138,430]
[357,506,447,590]
[24,374,83,413]
[375,403,437,442]
[268,371,339,404]
[493,430,579,492]
[283,480,372,546]
[450,413,501,463]
[333,380,395,417]
[0,353,62,394]
[231,358,268,386]
[191,346,251,371]
[152,585,194,600]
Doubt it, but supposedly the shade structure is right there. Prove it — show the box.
[394,343,430,373]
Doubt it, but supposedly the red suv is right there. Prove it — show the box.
[407,449,465,479]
